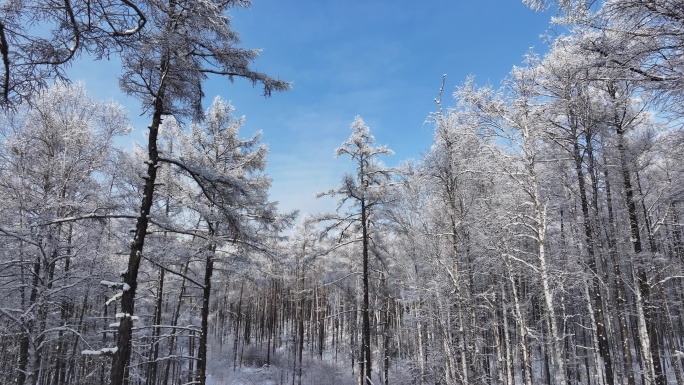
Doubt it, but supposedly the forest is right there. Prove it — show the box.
[1,1,683,384]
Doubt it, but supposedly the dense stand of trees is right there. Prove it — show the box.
[1,1,684,384]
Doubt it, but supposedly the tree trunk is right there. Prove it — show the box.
[570,129,614,384]
[361,196,372,385]
[196,251,213,385]
[110,62,167,385]
[383,299,390,385]
[416,303,426,385]
[532,175,567,385]
[163,260,190,385]
[17,256,40,385]
[500,287,514,385]
[146,267,164,385]
[506,257,532,385]
[232,282,244,371]
[614,108,665,385]
[603,164,636,385]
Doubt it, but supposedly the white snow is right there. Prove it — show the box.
[115,312,139,320]
[82,347,118,356]
[100,280,123,288]
[105,292,122,306]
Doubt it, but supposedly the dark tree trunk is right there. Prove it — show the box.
[361,196,372,385]
[110,67,166,385]
[146,267,164,385]
[196,251,213,385]
[603,162,636,385]
[233,282,243,371]
[163,261,190,385]
[382,275,390,385]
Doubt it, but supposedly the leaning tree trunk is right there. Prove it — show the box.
[110,63,167,385]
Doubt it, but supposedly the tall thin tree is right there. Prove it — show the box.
[318,116,393,385]
[108,2,289,384]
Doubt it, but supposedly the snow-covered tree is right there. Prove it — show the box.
[0,0,148,107]
[107,2,289,383]
[457,64,569,385]
[0,81,129,385]
[317,116,393,385]
[166,97,290,384]
[526,0,684,115]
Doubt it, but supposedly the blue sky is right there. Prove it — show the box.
[68,1,554,217]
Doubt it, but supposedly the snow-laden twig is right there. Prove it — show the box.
[82,347,118,356]
[650,275,684,288]
[105,292,123,306]
[101,280,131,291]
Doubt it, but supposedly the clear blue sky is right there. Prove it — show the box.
[68,1,554,217]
